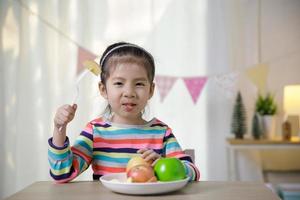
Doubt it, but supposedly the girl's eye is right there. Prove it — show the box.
[136,82,145,86]
[114,82,123,86]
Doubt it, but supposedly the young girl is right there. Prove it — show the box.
[48,42,200,183]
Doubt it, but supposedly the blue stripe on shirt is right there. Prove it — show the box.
[93,155,130,163]
[94,128,165,136]
[48,149,70,160]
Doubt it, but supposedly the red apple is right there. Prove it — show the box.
[126,165,157,183]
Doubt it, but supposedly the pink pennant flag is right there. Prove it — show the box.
[155,75,178,102]
[77,46,97,74]
[183,77,207,104]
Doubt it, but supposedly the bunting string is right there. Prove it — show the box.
[15,0,279,104]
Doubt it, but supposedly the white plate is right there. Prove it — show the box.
[100,173,189,195]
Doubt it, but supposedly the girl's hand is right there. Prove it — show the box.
[54,104,77,129]
[137,148,161,166]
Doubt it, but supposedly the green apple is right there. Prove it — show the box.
[154,157,186,181]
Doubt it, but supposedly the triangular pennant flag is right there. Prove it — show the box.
[77,46,97,74]
[245,63,269,94]
[155,75,178,102]
[213,72,239,99]
[183,77,207,104]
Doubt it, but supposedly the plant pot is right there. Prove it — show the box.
[260,115,276,140]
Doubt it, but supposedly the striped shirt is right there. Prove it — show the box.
[48,117,200,183]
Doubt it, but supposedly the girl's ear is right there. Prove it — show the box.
[149,83,155,99]
[99,82,108,99]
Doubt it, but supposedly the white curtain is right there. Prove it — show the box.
[0,0,232,198]
[4,0,300,198]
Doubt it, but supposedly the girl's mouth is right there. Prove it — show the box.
[122,103,137,112]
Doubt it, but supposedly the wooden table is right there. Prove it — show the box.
[4,181,280,200]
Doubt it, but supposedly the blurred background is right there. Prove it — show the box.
[1,0,300,199]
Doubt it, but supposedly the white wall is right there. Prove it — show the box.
[207,0,300,180]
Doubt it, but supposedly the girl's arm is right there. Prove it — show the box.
[48,104,93,183]
[48,122,94,183]
[163,127,200,181]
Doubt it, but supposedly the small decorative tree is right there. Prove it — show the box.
[251,113,262,139]
[231,91,247,139]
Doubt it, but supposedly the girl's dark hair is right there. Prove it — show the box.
[99,42,155,84]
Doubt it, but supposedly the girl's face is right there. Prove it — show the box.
[99,62,155,125]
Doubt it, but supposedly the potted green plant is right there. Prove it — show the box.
[256,93,277,115]
[255,93,277,139]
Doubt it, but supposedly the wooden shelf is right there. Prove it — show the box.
[226,136,300,181]
[227,137,300,145]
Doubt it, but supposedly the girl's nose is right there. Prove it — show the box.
[123,85,136,98]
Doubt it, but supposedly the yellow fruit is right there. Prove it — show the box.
[126,156,150,173]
